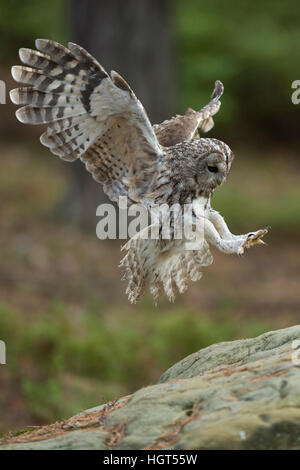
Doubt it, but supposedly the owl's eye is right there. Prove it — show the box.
[207,165,218,173]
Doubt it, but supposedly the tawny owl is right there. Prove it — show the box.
[10,39,268,304]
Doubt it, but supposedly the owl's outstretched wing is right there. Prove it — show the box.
[10,39,164,202]
[154,80,224,147]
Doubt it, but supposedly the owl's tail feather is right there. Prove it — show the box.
[120,236,213,304]
[10,39,108,161]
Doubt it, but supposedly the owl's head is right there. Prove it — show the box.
[192,138,234,193]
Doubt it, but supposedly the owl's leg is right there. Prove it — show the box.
[203,217,268,256]
[208,209,235,240]
[207,209,268,254]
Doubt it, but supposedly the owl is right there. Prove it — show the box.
[10,39,268,304]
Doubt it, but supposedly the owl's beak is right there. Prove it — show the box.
[215,173,226,187]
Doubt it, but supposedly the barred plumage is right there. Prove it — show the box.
[153,80,224,147]
[11,39,268,304]
[120,236,213,305]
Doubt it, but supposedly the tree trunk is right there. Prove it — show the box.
[62,0,175,228]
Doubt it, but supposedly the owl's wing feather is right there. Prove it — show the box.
[154,80,224,147]
[10,39,164,201]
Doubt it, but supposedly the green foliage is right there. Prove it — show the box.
[212,151,300,234]
[0,0,68,62]
[174,0,300,140]
[22,379,62,422]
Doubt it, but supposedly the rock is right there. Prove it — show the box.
[1,325,300,450]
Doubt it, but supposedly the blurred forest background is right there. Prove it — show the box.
[0,0,300,436]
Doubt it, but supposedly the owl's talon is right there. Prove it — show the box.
[241,227,269,253]
[237,246,245,256]
[256,239,267,246]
